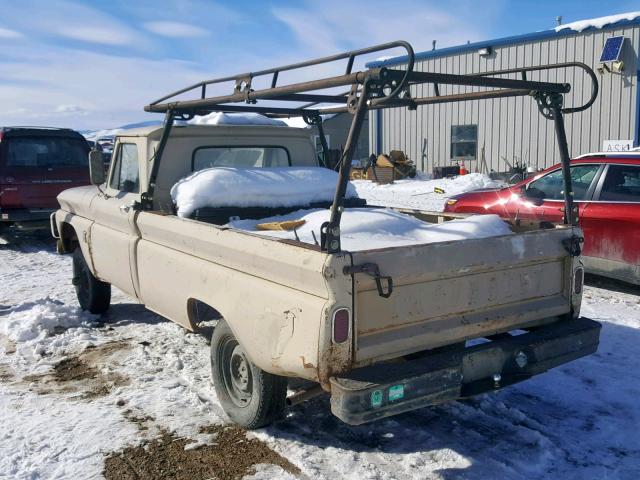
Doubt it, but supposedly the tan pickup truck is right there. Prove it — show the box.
[52,42,601,428]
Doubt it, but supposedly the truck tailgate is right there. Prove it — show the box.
[350,226,576,365]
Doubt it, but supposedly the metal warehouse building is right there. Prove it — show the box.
[367,13,640,174]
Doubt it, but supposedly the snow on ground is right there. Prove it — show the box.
[352,173,503,212]
[2,169,640,479]
[229,208,512,250]
[171,167,357,218]
[1,230,639,480]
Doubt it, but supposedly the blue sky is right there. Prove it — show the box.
[0,0,637,129]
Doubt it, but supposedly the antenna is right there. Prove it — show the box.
[432,40,436,51]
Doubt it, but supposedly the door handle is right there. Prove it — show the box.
[119,204,131,214]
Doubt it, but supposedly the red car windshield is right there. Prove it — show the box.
[6,136,88,168]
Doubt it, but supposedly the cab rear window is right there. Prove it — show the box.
[5,136,88,168]
[192,146,291,171]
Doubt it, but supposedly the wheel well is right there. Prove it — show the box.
[59,223,80,253]
[187,298,223,328]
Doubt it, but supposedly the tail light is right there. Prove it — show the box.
[332,308,351,344]
[574,267,584,295]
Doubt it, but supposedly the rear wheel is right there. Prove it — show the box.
[72,248,111,314]
[210,319,287,429]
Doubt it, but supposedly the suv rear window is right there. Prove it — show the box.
[5,136,88,168]
[193,146,290,171]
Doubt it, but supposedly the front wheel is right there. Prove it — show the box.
[72,248,111,314]
[210,319,287,429]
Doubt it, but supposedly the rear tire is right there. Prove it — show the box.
[72,248,111,314]
[210,319,287,429]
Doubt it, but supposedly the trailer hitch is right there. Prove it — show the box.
[344,263,393,298]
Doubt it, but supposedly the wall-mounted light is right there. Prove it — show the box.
[477,46,492,57]
[611,60,625,73]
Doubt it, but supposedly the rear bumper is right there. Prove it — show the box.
[330,317,600,425]
[0,208,56,226]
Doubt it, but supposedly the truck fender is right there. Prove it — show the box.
[55,211,98,277]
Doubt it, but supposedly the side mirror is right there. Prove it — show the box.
[89,150,106,185]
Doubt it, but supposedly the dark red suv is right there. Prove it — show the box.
[444,154,640,285]
[0,127,90,231]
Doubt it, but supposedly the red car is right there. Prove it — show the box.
[0,127,90,231]
[445,153,640,285]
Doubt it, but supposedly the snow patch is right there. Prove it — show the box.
[170,167,356,218]
[555,11,640,32]
[229,208,513,250]
[82,127,124,141]
[0,299,97,344]
[353,173,503,212]
[188,112,287,126]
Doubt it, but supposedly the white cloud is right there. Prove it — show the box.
[143,21,210,38]
[55,104,89,115]
[1,0,143,48]
[53,25,136,46]
[0,44,206,129]
[273,0,494,56]
[0,27,23,39]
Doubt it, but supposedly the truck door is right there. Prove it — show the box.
[89,142,141,298]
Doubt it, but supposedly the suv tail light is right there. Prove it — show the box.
[574,267,584,295]
[332,308,351,344]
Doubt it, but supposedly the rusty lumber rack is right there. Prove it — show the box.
[144,40,599,254]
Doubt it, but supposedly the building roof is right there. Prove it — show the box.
[366,11,640,68]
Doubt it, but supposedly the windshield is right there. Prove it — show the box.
[5,136,88,168]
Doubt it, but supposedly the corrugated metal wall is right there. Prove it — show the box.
[370,25,639,173]
[323,112,369,159]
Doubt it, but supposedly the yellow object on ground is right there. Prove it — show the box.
[256,219,306,231]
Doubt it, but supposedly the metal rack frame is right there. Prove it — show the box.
[143,40,598,253]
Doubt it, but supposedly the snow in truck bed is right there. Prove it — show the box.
[229,208,513,250]
[171,167,512,248]
[170,167,357,218]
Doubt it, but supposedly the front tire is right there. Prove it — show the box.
[72,248,111,314]
[210,319,286,429]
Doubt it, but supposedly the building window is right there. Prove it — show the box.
[451,125,477,160]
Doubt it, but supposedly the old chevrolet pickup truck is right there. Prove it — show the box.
[52,41,601,428]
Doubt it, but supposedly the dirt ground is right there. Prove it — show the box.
[103,424,300,480]
[23,340,130,398]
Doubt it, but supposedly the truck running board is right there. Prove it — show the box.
[329,317,601,425]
